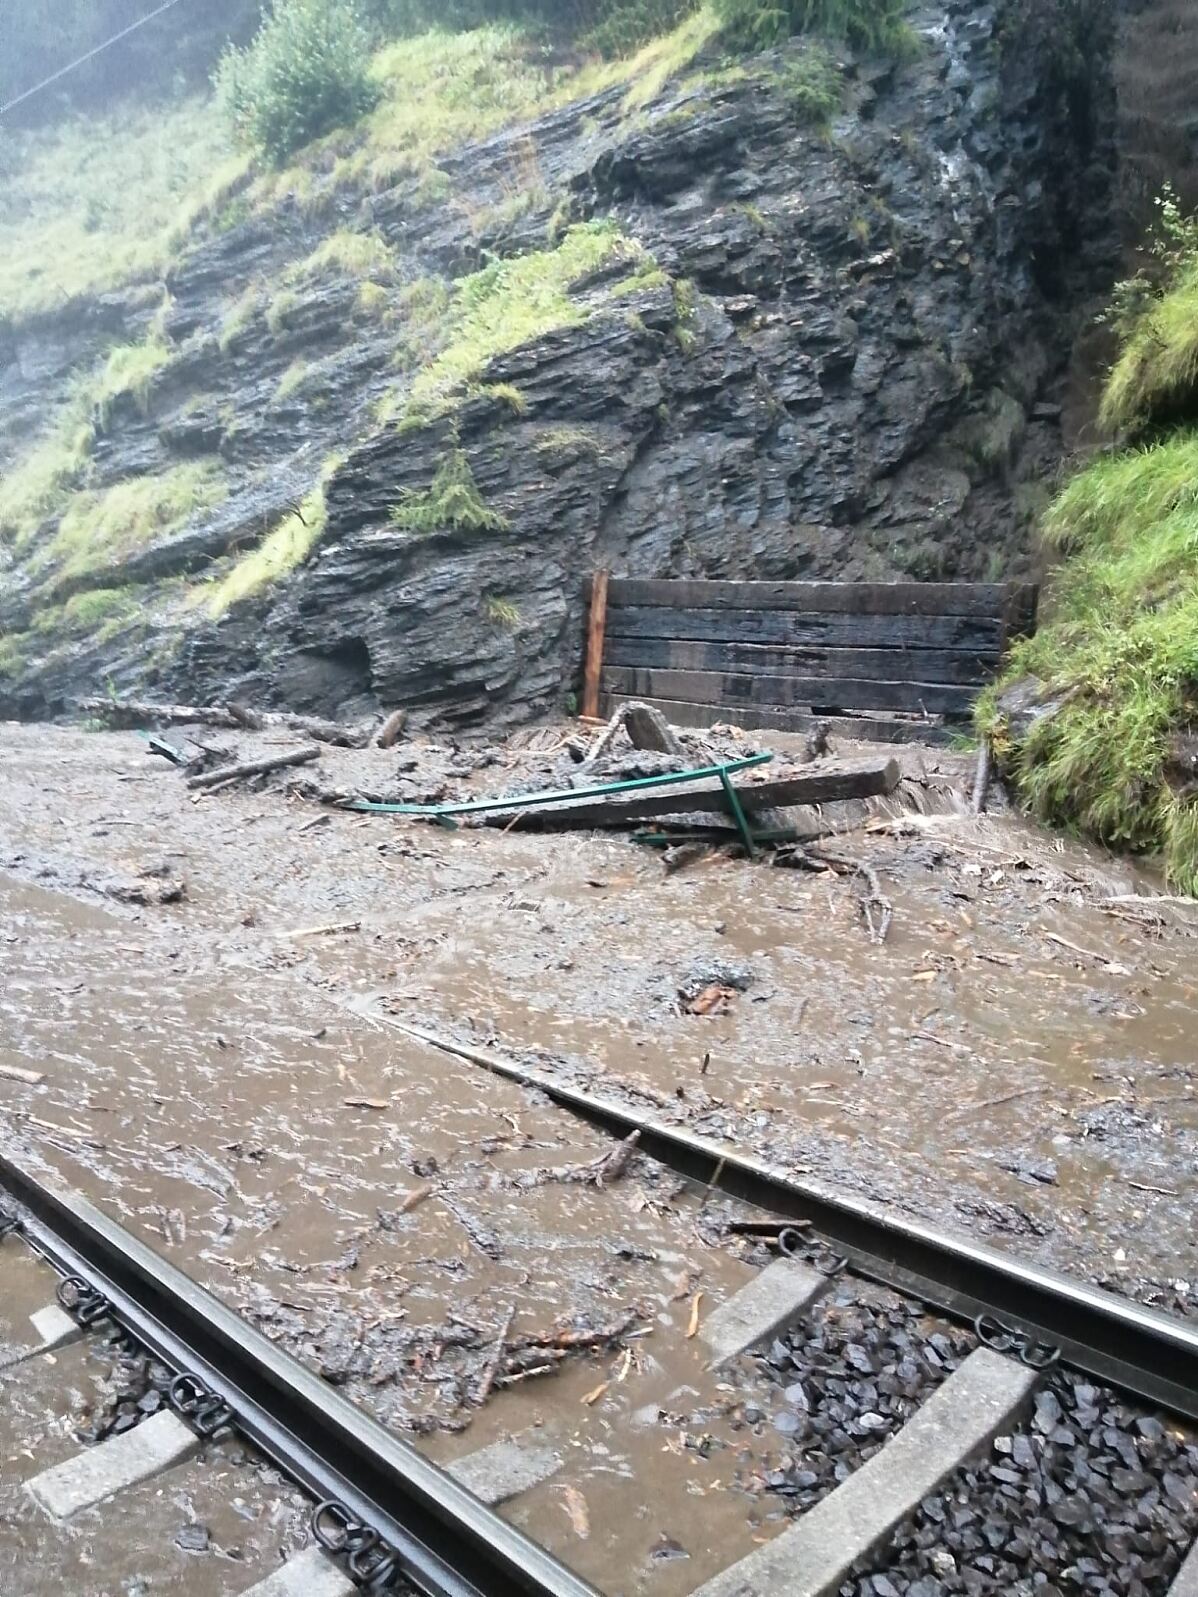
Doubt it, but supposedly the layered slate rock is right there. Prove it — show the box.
[0,0,1116,727]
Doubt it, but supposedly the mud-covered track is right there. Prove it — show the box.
[0,1149,595,1597]
[378,1016,1198,1424]
[3,1142,1197,1597]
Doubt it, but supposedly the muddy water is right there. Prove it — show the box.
[1,722,1197,1590]
[0,864,790,1593]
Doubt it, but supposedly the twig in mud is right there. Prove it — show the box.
[686,1291,704,1339]
[471,1302,516,1406]
[186,744,321,791]
[776,845,893,944]
[0,1063,45,1085]
[509,1309,642,1356]
[1102,894,1198,908]
[971,739,993,816]
[1126,1180,1178,1197]
[503,1130,640,1191]
[437,1193,503,1260]
[965,1085,1050,1112]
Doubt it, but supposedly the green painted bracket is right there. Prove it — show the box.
[346,751,773,820]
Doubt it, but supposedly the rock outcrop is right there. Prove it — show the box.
[0,0,1117,728]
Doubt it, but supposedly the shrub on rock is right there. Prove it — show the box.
[216,0,380,167]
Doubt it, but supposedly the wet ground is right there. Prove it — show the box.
[1,719,1196,1590]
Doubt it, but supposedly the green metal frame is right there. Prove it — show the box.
[347,752,773,843]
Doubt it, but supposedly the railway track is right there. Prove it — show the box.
[2,1076,1198,1597]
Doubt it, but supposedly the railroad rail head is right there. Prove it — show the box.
[0,1149,598,1597]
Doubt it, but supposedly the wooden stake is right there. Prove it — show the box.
[581,569,610,722]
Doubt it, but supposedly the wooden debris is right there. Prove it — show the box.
[558,1483,590,1539]
[624,700,685,757]
[280,920,362,939]
[581,1380,610,1406]
[376,709,409,749]
[684,984,737,1016]
[397,1183,435,1213]
[776,844,894,943]
[971,739,993,815]
[342,1097,388,1110]
[484,760,900,831]
[0,1063,46,1086]
[471,1303,516,1406]
[583,703,628,764]
[187,744,320,790]
[505,1130,640,1190]
[686,1291,704,1339]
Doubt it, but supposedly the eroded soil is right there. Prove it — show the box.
[1,719,1195,1591]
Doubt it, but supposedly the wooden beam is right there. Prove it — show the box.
[604,636,998,685]
[602,666,978,717]
[605,606,1005,653]
[607,578,1033,620]
[582,569,610,721]
[482,760,901,830]
[604,695,958,746]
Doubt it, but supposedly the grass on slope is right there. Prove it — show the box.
[48,462,228,581]
[1101,256,1198,434]
[983,191,1198,891]
[0,99,241,324]
[399,219,637,419]
[262,12,723,197]
[979,436,1198,891]
[0,8,726,327]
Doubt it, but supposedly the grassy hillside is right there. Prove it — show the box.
[981,198,1198,891]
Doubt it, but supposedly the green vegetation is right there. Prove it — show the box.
[0,391,96,548]
[93,337,171,425]
[402,221,636,418]
[274,360,311,403]
[0,99,233,323]
[48,462,227,580]
[216,0,381,166]
[357,281,392,319]
[982,197,1198,892]
[220,286,263,352]
[775,43,843,122]
[290,228,394,281]
[1100,192,1198,435]
[485,595,521,626]
[476,382,528,414]
[712,0,912,53]
[266,288,303,335]
[206,482,330,615]
[390,449,509,533]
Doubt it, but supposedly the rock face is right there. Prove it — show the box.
[0,0,1117,728]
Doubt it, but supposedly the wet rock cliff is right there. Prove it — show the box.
[0,0,1116,728]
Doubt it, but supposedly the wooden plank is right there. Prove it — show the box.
[604,636,997,685]
[607,578,1016,619]
[481,761,901,831]
[582,569,610,721]
[603,666,978,717]
[605,695,957,746]
[605,607,1004,653]
[1004,581,1040,640]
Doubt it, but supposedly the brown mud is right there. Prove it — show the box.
[1,720,1196,1591]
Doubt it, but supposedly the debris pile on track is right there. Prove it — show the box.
[735,1283,975,1516]
[244,1297,651,1434]
[842,1373,1198,1596]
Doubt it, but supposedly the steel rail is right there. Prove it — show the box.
[374,1013,1198,1422]
[0,1150,598,1597]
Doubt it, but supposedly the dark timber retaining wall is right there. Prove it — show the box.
[587,577,1038,745]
